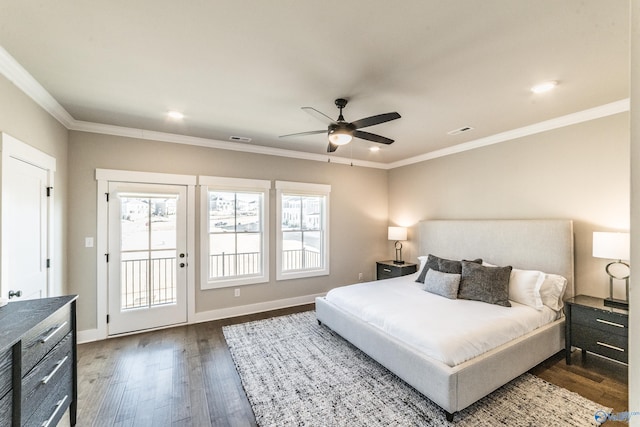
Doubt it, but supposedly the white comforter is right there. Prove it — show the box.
[325,273,559,367]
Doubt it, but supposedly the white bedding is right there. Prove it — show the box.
[325,273,559,367]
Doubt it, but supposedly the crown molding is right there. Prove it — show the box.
[1,45,630,171]
[389,98,630,169]
[69,120,387,169]
[0,46,75,128]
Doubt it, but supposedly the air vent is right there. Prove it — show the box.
[229,136,252,142]
[447,126,474,136]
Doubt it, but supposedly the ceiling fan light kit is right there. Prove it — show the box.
[280,98,401,153]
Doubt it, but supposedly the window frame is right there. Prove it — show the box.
[199,176,270,289]
[276,180,330,280]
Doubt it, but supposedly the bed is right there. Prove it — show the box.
[315,219,574,421]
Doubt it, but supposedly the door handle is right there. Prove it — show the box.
[180,263,186,268]
[8,290,22,299]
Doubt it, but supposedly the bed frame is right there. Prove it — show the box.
[316,219,574,420]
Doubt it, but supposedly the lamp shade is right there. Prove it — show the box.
[388,226,407,241]
[593,232,630,261]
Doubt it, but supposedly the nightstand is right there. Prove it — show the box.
[376,260,417,280]
[565,295,628,365]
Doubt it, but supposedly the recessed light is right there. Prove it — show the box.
[167,110,184,120]
[531,81,558,94]
[369,146,380,152]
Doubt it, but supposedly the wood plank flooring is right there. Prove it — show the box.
[58,304,628,426]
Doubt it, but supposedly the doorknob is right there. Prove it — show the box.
[8,290,22,299]
[180,263,186,268]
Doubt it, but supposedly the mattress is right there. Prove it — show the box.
[324,273,559,367]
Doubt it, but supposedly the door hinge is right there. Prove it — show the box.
[105,192,109,202]
[105,253,109,263]
[46,259,50,268]
[46,187,53,197]
[106,315,110,324]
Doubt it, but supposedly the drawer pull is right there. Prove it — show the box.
[41,355,69,384]
[596,318,625,328]
[596,342,625,352]
[383,269,392,272]
[42,394,68,427]
[40,321,68,344]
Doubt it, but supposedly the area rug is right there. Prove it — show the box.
[223,311,609,426]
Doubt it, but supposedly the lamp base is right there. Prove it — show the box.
[604,297,629,310]
[393,260,405,265]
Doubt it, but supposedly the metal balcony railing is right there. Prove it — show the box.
[208,248,322,278]
[121,257,176,309]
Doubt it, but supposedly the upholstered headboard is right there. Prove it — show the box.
[418,219,575,299]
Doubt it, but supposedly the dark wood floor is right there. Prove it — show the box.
[59,304,628,426]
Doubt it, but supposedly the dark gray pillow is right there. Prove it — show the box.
[416,254,483,283]
[424,269,460,299]
[458,261,512,307]
[438,257,482,274]
[415,254,440,283]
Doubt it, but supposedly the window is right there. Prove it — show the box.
[200,176,270,288]
[276,181,330,280]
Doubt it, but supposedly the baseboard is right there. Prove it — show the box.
[190,292,325,324]
[77,292,326,343]
[77,328,101,344]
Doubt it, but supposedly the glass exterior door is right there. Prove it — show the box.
[108,183,187,335]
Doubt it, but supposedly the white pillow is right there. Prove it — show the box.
[539,274,568,311]
[417,255,428,275]
[508,268,545,310]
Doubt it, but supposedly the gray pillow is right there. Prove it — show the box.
[458,261,512,307]
[424,269,460,299]
[415,254,440,283]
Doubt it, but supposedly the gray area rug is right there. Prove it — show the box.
[223,311,608,426]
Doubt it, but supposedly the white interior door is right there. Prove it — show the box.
[107,182,188,335]
[3,156,49,300]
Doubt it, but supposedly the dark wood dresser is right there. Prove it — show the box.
[0,295,77,426]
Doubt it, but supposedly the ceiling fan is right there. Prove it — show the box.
[280,98,401,153]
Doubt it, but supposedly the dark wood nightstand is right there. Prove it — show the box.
[565,295,628,365]
[376,260,417,280]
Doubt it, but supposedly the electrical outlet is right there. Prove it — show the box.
[358,272,363,282]
[234,288,240,297]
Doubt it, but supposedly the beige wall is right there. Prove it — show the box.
[388,112,630,299]
[67,131,388,331]
[629,0,638,422]
[0,75,69,295]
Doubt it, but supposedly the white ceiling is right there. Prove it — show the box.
[0,1,630,165]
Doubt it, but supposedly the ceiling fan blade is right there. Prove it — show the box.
[353,130,394,145]
[327,142,339,153]
[302,107,336,125]
[279,129,326,138]
[351,112,401,129]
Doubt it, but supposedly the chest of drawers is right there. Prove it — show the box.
[565,295,628,364]
[0,295,77,426]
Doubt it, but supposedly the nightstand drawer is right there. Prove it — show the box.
[572,324,627,363]
[572,304,627,335]
[377,264,398,279]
